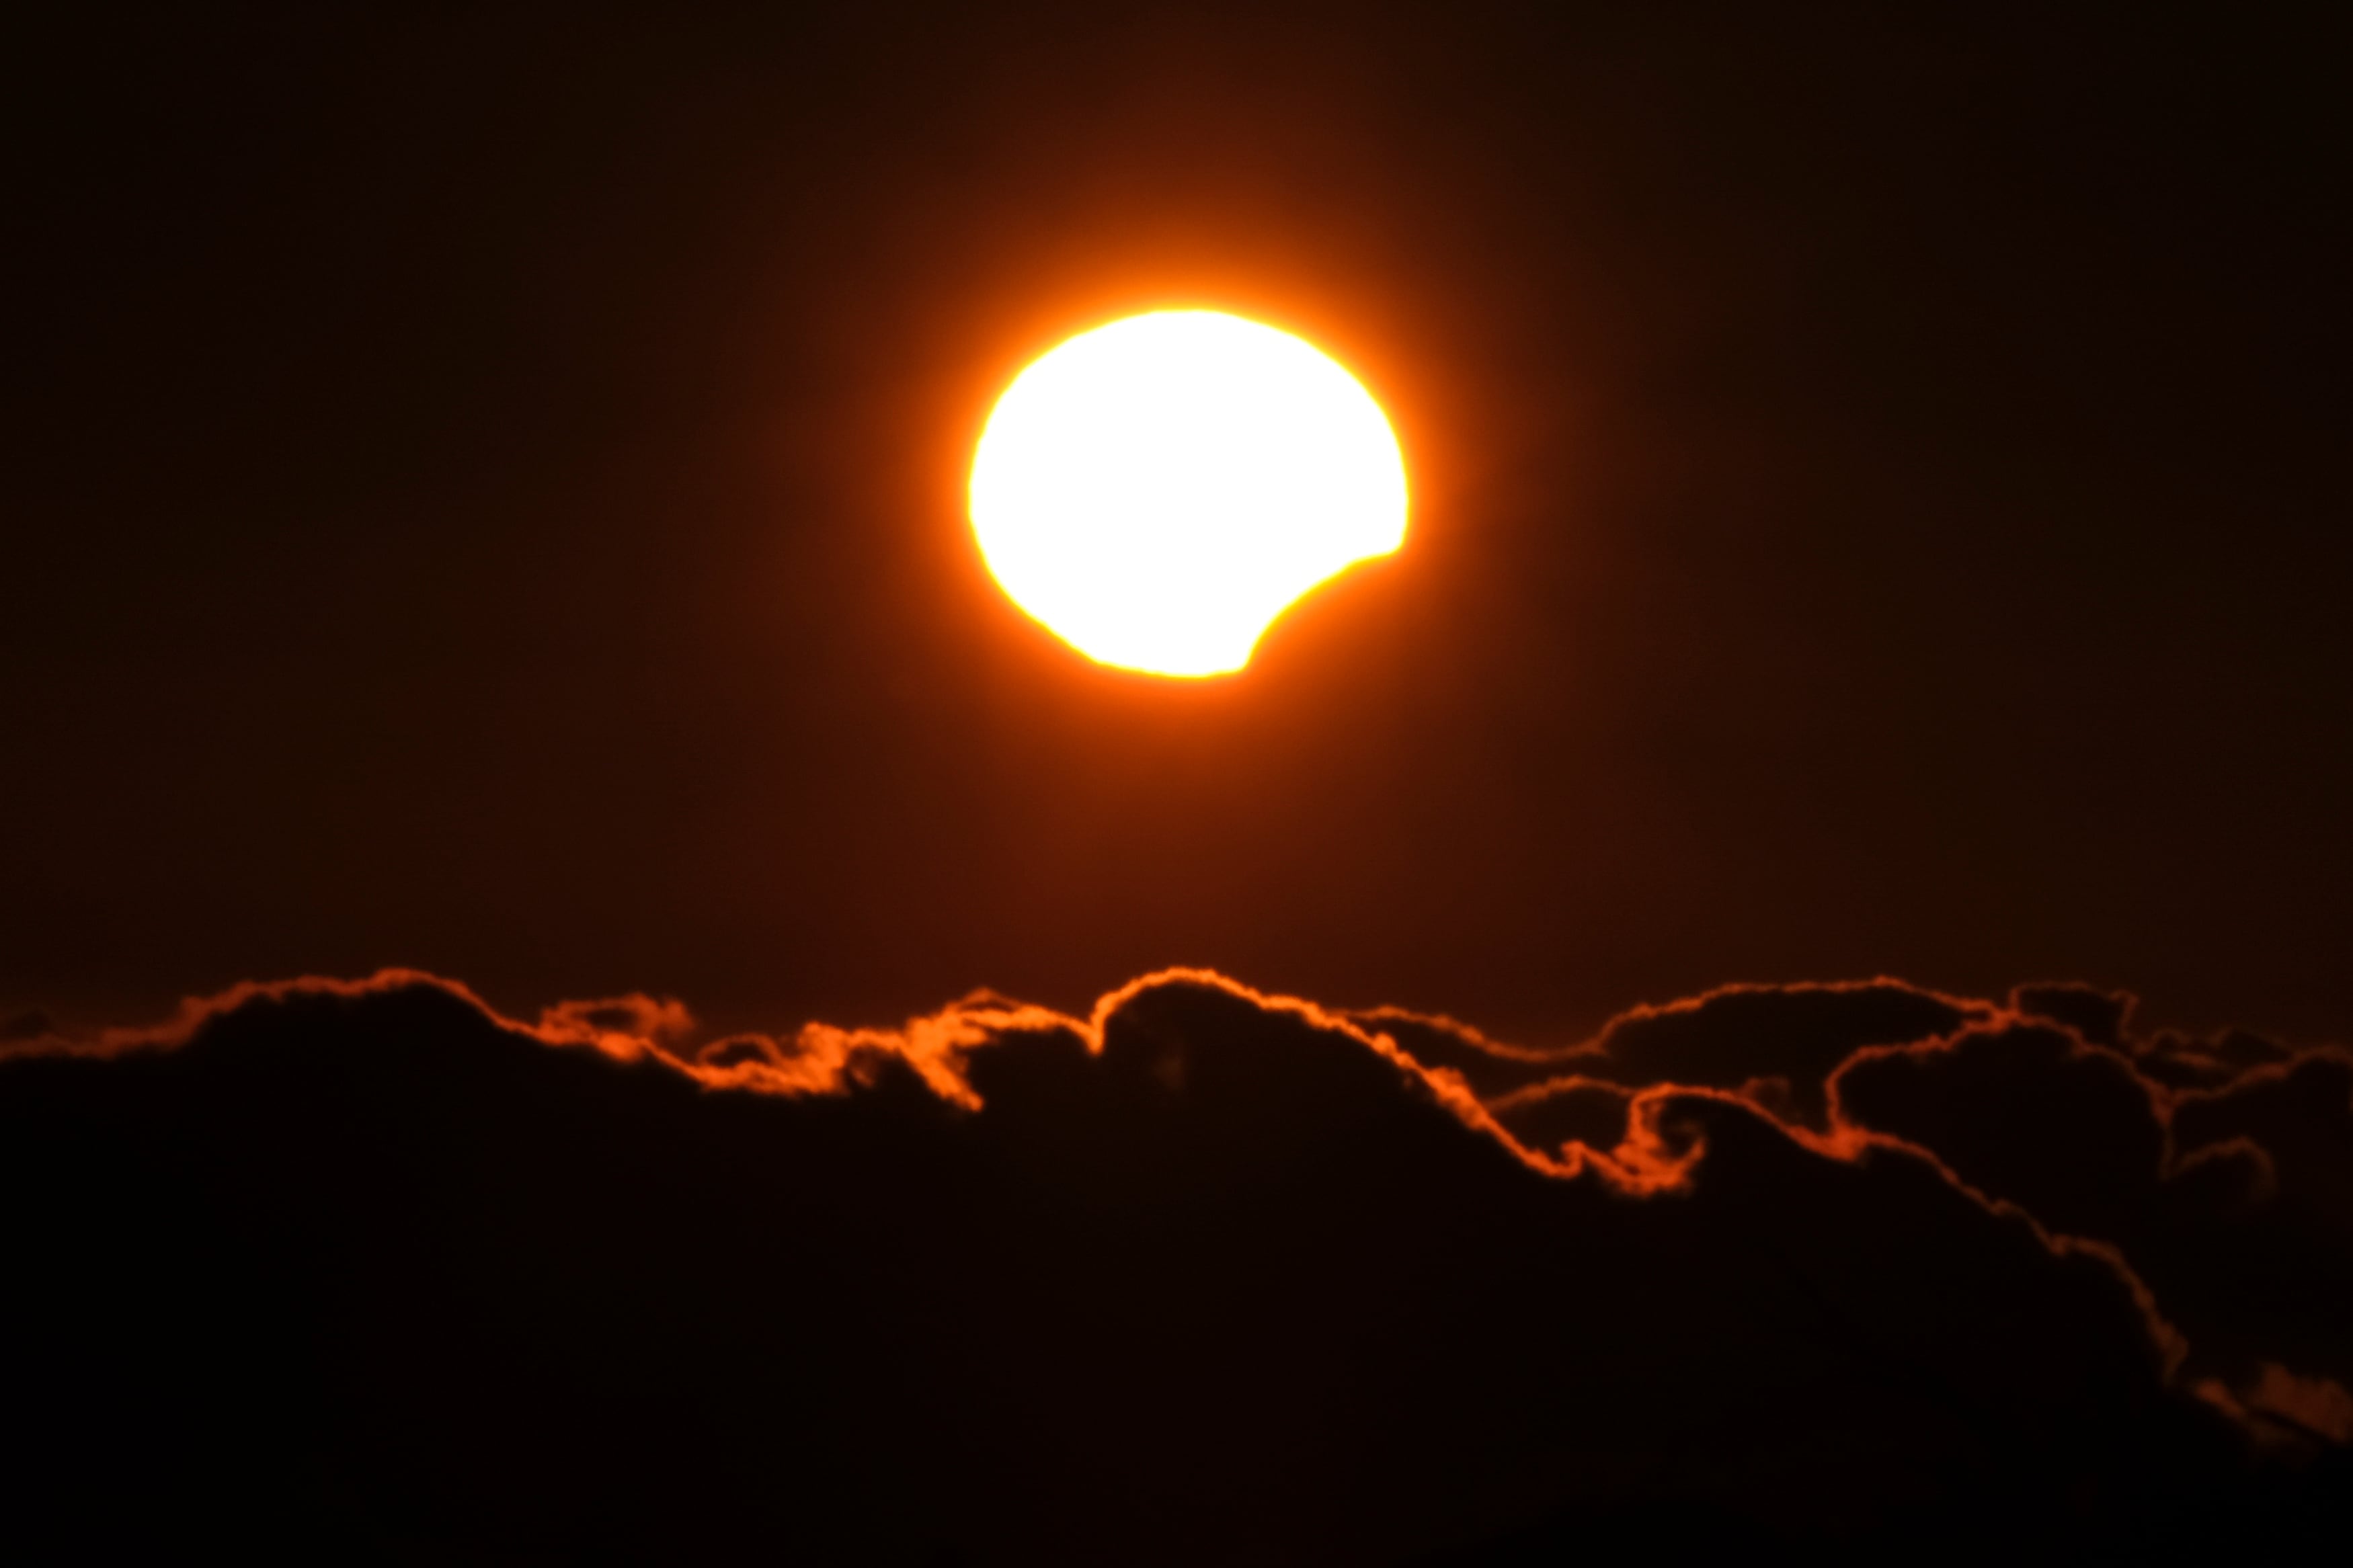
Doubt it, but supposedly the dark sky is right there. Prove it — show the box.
[7,1,2348,1046]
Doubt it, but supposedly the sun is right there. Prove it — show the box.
[969,310,1408,677]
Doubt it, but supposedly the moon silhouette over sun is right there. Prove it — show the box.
[969,310,1409,677]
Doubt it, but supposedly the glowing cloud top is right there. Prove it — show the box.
[969,311,1409,677]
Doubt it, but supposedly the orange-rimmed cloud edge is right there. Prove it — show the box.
[15,960,2349,1454]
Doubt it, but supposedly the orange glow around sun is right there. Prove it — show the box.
[969,310,1408,677]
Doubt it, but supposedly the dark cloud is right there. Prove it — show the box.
[1375,981,1986,1148]
[2011,981,2135,1048]
[0,1007,52,1042]
[5,968,2345,1561]
[1833,1011,2353,1445]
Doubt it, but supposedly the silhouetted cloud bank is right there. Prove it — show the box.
[5,971,2347,1561]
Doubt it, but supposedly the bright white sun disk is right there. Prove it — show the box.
[969,311,1408,677]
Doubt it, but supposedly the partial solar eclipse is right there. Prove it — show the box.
[969,310,1408,677]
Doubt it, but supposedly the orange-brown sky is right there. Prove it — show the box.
[6,3,2348,1047]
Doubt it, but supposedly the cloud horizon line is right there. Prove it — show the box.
[11,958,2349,1453]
